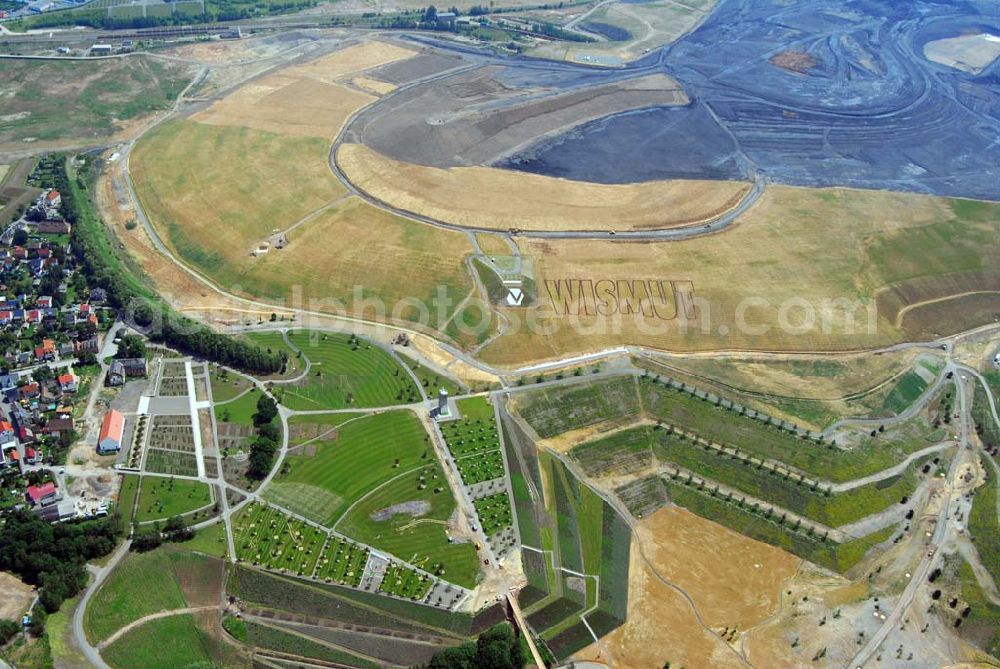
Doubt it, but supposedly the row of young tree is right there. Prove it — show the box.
[56,154,287,375]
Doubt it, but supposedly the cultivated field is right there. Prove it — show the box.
[0,571,34,623]
[85,548,224,644]
[338,143,751,232]
[480,186,1000,365]
[102,613,214,669]
[0,57,193,148]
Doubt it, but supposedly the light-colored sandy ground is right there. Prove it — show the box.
[337,143,752,232]
[924,33,1000,74]
[636,506,800,630]
[192,41,415,140]
[575,505,799,668]
[0,571,34,621]
[352,76,397,95]
[575,533,750,669]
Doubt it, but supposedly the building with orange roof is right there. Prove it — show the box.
[98,409,124,454]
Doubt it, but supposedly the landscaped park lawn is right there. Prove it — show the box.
[102,613,213,669]
[264,410,434,525]
[273,331,417,410]
[213,386,261,426]
[134,477,213,523]
[209,365,253,402]
[337,460,480,588]
[243,331,303,379]
[287,412,364,447]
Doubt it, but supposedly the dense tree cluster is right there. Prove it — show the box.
[0,511,121,613]
[54,154,286,375]
[115,334,146,359]
[131,515,194,552]
[247,394,280,480]
[421,624,525,669]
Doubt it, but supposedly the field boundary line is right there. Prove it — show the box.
[96,605,217,649]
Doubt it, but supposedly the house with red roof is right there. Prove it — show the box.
[44,191,61,208]
[58,373,76,392]
[24,447,38,464]
[26,482,60,507]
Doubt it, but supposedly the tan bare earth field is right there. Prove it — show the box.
[232,196,474,329]
[191,40,415,139]
[477,186,1000,366]
[194,75,374,140]
[635,505,800,630]
[337,143,751,232]
[475,233,514,257]
[352,76,397,95]
[0,571,34,621]
[574,534,749,669]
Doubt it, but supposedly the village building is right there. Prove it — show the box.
[98,409,124,454]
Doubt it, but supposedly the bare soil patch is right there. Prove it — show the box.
[635,505,800,631]
[574,534,747,669]
[370,500,431,521]
[0,571,34,621]
[770,51,820,73]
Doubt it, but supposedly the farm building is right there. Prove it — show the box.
[44,190,61,208]
[98,409,124,454]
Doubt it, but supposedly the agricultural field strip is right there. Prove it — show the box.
[184,360,207,477]
[236,499,471,595]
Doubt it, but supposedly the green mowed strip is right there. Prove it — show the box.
[233,502,327,577]
[178,521,230,559]
[337,464,480,588]
[266,410,434,526]
[103,614,212,669]
[275,331,416,410]
[639,377,929,482]
[135,477,213,523]
[881,370,931,414]
[577,426,941,528]
[214,387,262,426]
[969,465,999,581]
[85,550,187,643]
[117,473,140,522]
